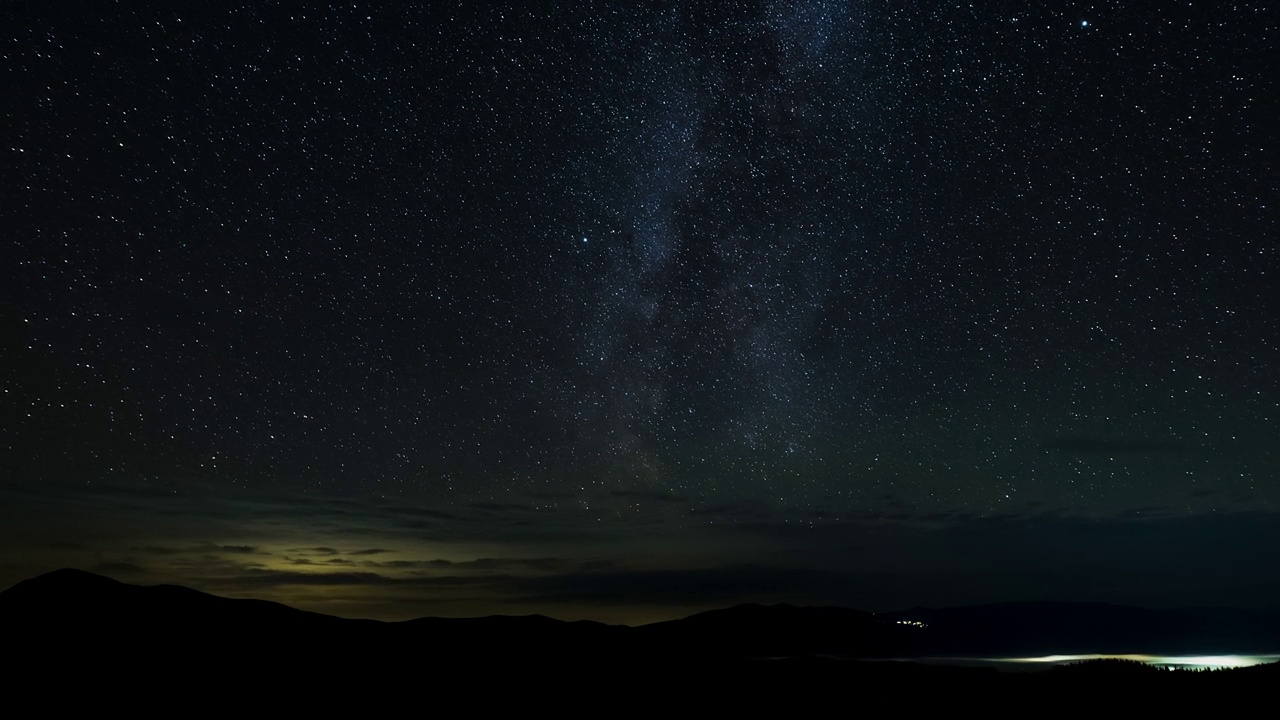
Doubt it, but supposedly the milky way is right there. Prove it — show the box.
[3,1,1276,620]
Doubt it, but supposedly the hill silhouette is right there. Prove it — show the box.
[637,602,919,658]
[3,569,1278,709]
[6,569,1280,661]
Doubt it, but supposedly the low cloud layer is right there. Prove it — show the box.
[3,484,1277,624]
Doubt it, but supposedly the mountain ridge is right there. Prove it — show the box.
[5,569,1280,661]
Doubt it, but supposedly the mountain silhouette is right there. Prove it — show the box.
[6,570,1280,661]
[3,568,1278,708]
[637,602,918,657]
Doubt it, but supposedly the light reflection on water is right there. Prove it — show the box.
[942,654,1280,671]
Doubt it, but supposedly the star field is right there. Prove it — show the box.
[2,1,1276,620]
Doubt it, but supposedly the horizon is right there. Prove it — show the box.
[3,2,1275,627]
[5,488,1279,624]
[8,566,1280,627]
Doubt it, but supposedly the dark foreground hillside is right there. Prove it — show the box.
[3,570,1276,711]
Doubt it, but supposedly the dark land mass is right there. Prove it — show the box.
[3,569,1278,710]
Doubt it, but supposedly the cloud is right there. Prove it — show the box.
[92,562,146,576]
[425,557,572,572]
[201,570,513,590]
[130,546,189,556]
[7,482,1278,622]
[131,544,262,556]
[212,571,399,587]
[511,565,855,606]
[361,557,602,573]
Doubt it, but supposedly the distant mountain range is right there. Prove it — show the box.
[5,569,1280,709]
[5,569,1279,665]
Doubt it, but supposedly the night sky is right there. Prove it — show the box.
[3,1,1277,623]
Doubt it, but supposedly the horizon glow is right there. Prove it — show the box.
[1000,654,1280,670]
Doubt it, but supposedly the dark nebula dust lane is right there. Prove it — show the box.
[2,1,1276,621]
